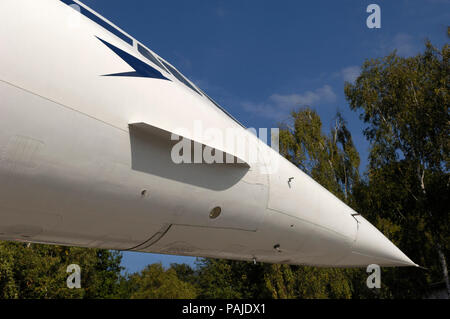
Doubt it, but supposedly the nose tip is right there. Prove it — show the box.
[339,216,417,267]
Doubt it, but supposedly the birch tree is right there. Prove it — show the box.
[345,41,450,298]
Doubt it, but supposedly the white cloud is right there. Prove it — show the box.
[242,85,337,121]
[242,101,288,121]
[377,33,419,57]
[341,66,360,83]
[270,85,336,108]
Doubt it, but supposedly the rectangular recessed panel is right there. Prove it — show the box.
[137,44,167,72]
[158,59,202,96]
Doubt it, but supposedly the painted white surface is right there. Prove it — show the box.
[0,0,416,267]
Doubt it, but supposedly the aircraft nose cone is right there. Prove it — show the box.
[339,216,417,267]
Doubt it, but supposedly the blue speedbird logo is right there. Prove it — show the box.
[97,37,170,80]
[60,0,168,80]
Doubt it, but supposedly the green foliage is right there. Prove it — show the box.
[0,242,122,299]
[279,108,360,203]
[119,263,197,299]
[345,41,449,173]
[346,41,450,298]
[264,265,354,299]
[195,259,271,299]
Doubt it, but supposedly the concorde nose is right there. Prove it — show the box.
[340,216,417,267]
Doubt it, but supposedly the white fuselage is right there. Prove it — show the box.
[0,0,416,267]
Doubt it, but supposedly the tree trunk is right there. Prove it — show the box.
[437,244,450,299]
[415,165,449,298]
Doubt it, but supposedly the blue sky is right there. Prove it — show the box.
[79,0,449,274]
